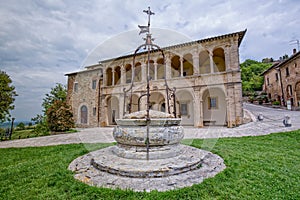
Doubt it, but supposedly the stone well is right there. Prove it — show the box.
[69,110,226,191]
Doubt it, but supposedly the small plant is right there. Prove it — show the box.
[16,122,25,130]
[272,101,280,106]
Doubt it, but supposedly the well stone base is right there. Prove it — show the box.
[91,144,202,178]
[69,145,226,192]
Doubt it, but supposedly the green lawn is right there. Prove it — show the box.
[0,130,299,200]
[1,128,78,141]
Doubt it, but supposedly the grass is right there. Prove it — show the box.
[0,130,299,199]
[0,128,78,140]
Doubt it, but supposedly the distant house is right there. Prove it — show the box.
[262,49,300,109]
[66,30,247,128]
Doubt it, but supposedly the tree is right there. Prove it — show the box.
[31,114,44,124]
[16,122,25,130]
[0,70,17,122]
[240,59,272,95]
[42,83,67,114]
[33,83,74,132]
[46,100,74,132]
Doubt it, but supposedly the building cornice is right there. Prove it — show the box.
[66,29,247,76]
[97,29,247,65]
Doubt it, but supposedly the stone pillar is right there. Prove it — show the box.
[234,83,243,125]
[199,99,204,127]
[193,54,199,75]
[121,65,125,84]
[166,57,171,79]
[180,56,184,77]
[193,89,203,127]
[103,65,107,86]
[154,61,158,80]
[112,69,115,86]
[119,93,124,119]
[224,45,231,71]
[100,95,108,126]
[226,85,235,128]
[209,52,214,74]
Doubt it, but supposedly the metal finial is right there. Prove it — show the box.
[138,6,155,35]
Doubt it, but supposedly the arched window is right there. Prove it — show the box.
[106,68,113,86]
[157,58,165,79]
[134,63,142,82]
[213,48,226,72]
[80,105,88,124]
[149,60,155,80]
[199,51,210,74]
[114,66,121,85]
[160,103,166,112]
[171,55,180,78]
[125,64,132,83]
[183,53,193,76]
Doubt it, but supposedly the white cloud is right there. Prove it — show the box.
[0,0,299,120]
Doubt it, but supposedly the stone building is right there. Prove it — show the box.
[262,49,300,109]
[66,30,247,128]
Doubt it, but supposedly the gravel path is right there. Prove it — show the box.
[1,103,299,148]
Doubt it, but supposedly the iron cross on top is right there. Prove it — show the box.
[143,7,155,26]
[138,7,155,35]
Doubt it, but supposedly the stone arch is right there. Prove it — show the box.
[114,66,121,85]
[134,62,142,82]
[80,105,88,124]
[213,48,226,72]
[149,92,165,112]
[125,64,132,83]
[199,50,210,74]
[176,90,194,126]
[157,58,165,79]
[107,96,119,125]
[202,88,227,126]
[171,55,180,78]
[183,53,193,76]
[106,68,113,86]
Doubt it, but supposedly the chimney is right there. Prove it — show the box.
[293,48,297,54]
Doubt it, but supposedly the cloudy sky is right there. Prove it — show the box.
[1,0,299,121]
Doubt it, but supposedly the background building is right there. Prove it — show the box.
[262,49,300,109]
[66,30,246,128]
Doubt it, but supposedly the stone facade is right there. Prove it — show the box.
[262,50,300,109]
[66,30,247,128]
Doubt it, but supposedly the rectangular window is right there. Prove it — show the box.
[208,97,218,109]
[92,80,97,89]
[286,67,290,76]
[267,78,270,85]
[180,103,188,116]
[275,73,279,81]
[74,82,78,92]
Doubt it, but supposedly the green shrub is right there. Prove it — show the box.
[33,123,49,136]
[46,100,74,132]
[16,122,25,130]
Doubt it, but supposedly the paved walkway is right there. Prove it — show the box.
[1,103,299,148]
